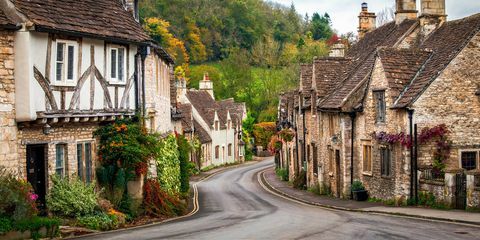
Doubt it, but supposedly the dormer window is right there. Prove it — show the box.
[54,40,78,85]
[215,120,219,131]
[107,45,127,84]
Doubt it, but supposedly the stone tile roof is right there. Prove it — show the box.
[218,99,245,128]
[0,8,17,29]
[300,64,313,91]
[319,20,417,111]
[178,103,193,133]
[378,48,432,100]
[394,14,480,108]
[186,90,218,128]
[313,57,351,99]
[194,120,212,143]
[12,0,150,43]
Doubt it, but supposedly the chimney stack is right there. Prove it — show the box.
[199,73,215,99]
[420,0,447,36]
[358,3,377,39]
[395,0,418,24]
[123,0,139,22]
[329,43,346,57]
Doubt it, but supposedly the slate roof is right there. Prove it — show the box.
[318,20,417,110]
[393,14,480,108]
[194,120,212,143]
[186,90,218,128]
[177,103,193,133]
[218,99,245,128]
[12,0,150,43]
[378,48,432,100]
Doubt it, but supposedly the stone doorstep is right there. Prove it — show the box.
[261,168,480,226]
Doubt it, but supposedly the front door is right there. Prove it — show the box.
[27,145,47,210]
[455,172,467,210]
[335,150,341,198]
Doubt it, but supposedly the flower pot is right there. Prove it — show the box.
[352,190,368,201]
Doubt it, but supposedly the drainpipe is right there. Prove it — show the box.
[414,123,419,204]
[302,109,307,177]
[134,53,140,113]
[139,45,149,126]
[407,109,414,201]
[294,113,300,177]
[349,112,356,199]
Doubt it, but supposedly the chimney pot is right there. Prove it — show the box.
[358,2,377,39]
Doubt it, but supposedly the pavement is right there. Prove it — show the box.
[262,165,480,226]
[77,158,480,240]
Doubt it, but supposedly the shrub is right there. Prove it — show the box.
[156,135,181,194]
[0,217,12,234]
[351,180,365,191]
[143,179,186,217]
[293,171,307,190]
[78,212,117,231]
[0,168,38,221]
[15,216,60,239]
[47,175,98,217]
[177,135,193,194]
[275,168,289,181]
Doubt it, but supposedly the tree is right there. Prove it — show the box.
[310,13,334,41]
[377,5,395,26]
[183,17,207,63]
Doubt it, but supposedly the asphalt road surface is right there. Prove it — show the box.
[81,159,480,240]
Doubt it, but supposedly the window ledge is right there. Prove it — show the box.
[108,81,127,86]
[362,172,373,177]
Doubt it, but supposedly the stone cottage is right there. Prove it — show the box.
[0,0,176,205]
[177,74,246,168]
[278,0,480,208]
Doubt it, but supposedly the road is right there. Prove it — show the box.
[81,159,479,240]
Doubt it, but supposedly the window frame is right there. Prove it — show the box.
[228,144,232,157]
[107,44,127,84]
[215,145,220,159]
[53,39,78,86]
[459,149,479,170]
[55,144,67,177]
[373,90,386,123]
[362,144,373,175]
[77,141,94,183]
[380,146,392,177]
[214,120,219,131]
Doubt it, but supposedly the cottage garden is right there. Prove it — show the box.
[0,119,195,238]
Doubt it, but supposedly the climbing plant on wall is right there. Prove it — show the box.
[155,135,181,194]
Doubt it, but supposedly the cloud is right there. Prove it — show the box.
[270,0,480,34]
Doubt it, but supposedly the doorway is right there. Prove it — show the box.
[335,150,341,198]
[26,144,47,210]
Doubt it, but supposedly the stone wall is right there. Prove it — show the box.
[413,33,480,170]
[0,30,18,172]
[18,123,99,184]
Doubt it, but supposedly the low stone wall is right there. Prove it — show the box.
[419,179,446,202]
[467,170,480,209]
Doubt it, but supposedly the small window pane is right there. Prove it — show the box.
[77,143,83,181]
[85,143,92,183]
[381,148,391,176]
[56,145,65,177]
[111,49,117,79]
[56,43,65,62]
[56,63,63,81]
[67,45,74,80]
[462,152,477,170]
[118,48,125,81]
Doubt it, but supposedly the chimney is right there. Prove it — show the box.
[420,0,447,36]
[199,73,215,99]
[176,77,187,103]
[123,0,139,22]
[395,0,418,24]
[329,43,345,57]
[358,3,377,39]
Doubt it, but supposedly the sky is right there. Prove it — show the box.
[270,0,480,34]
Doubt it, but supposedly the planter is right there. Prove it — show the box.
[352,190,369,201]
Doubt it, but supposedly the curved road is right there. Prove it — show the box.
[82,159,479,240]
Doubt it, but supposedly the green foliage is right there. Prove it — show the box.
[156,135,181,194]
[177,135,193,194]
[310,13,333,40]
[253,122,277,149]
[14,217,60,239]
[189,64,221,89]
[0,217,12,235]
[47,175,98,217]
[417,191,449,209]
[275,168,289,181]
[143,179,187,217]
[0,168,37,221]
[77,212,125,231]
[293,171,307,190]
[351,180,366,192]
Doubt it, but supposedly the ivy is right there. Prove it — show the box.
[156,135,181,194]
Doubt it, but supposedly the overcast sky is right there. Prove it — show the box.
[270,0,480,34]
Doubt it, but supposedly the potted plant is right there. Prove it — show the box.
[351,180,368,201]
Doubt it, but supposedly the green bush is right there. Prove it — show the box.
[78,212,119,231]
[156,135,181,194]
[177,135,193,194]
[351,180,365,192]
[275,168,289,181]
[0,168,38,221]
[47,175,98,217]
[0,217,12,234]
[293,171,307,190]
[15,216,60,239]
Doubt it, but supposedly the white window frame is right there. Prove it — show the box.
[107,44,127,84]
[53,40,78,86]
[459,149,480,170]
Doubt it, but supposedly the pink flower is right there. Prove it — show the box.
[29,193,38,201]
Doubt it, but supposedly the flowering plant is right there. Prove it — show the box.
[373,131,412,148]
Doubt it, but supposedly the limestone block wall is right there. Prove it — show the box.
[0,30,18,172]
[18,123,99,185]
[413,33,480,171]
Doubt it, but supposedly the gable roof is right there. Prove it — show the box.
[218,99,245,128]
[318,20,417,111]
[11,0,150,43]
[313,57,351,99]
[393,14,480,108]
[378,48,432,100]
[0,7,18,29]
[178,103,193,133]
[186,90,218,127]
[194,120,212,143]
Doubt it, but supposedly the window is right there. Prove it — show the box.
[55,40,77,84]
[228,144,232,157]
[215,121,219,131]
[215,146,219,159]
[328,114,335,136]
[374,91,386,123]
[363,145,372,174]
[313,145,318,175]
[108,45,127,83]
[380,147,391,177]
[461,151,478,170]
[77,142,93,183]
[55,144,67,177]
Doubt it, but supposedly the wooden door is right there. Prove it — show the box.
[335,150,341,197]
[27,144,47,210]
